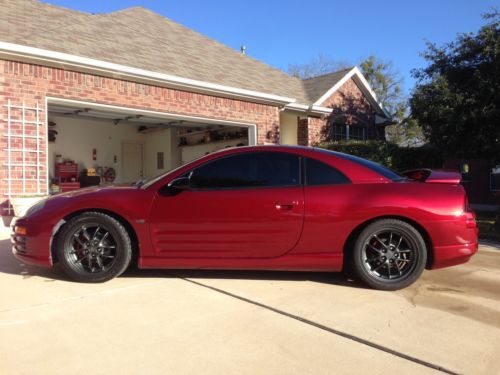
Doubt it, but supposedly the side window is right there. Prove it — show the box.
[190,152,300,189]
[305,158,350,186]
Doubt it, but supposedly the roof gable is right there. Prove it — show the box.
[308,67,390,117]
[301,68,354,103]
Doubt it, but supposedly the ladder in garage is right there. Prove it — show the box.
[2,100,46,215]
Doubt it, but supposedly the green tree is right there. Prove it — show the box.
[359,56,405,121]
[359,56,423,145]
[287,53,350,79]
[410,11,500,159]
[288,54,423,145]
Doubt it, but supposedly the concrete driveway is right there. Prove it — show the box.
[0,228,499,375]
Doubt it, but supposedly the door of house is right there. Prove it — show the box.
[121,142,143,183]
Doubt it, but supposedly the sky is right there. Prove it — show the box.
[44,0,498,95]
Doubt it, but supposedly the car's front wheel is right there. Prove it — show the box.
[56,212,132,282]
[352,219,427,290]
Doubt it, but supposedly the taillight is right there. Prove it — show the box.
[464,212,476,228]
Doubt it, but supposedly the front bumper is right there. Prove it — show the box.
[11,217,53,267]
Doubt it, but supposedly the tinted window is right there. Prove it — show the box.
[190,152,300,189]
[315,148,403,181]
[306,158,350,185]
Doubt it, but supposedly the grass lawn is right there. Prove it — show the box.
[475,210,500,242]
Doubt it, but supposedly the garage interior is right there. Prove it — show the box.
[47,99,254,193]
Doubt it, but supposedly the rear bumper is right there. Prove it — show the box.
[426,212,479,269]
[430,241,478,269]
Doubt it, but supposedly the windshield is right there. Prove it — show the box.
[314,148,404,182]
[139,163,186,189]
[140,147,243,188]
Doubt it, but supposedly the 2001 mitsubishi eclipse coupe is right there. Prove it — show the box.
[12,146,478,290]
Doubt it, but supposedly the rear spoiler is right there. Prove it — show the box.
[403,169,461,184]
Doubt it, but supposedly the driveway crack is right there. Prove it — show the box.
[180,276,458,375]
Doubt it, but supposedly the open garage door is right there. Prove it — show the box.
[46,98,256,193]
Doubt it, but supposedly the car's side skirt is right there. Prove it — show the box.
[138,252,343,271]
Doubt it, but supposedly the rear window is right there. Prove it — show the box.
[314,148,404,181]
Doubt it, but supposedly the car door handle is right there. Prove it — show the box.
[275,202,295,211]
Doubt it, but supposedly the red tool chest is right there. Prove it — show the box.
[55,162,80,192]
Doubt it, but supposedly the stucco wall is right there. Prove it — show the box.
[279,112,298,145]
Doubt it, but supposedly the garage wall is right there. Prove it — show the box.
[144,128,174,178]
[49,116,182,183]
[48,115,145,183]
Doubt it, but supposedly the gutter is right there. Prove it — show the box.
[0,41,296,106]
[285,103,333,116]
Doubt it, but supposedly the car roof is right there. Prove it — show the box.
[176,145,392,184]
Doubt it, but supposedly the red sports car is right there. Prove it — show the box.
[12,146,478,290]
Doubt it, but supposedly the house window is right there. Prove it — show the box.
[331,125,347,141]
[330,124,366,141]
[349,126,366,141]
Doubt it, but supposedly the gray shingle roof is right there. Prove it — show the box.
[302,68,354,103]
[0,0,352,105]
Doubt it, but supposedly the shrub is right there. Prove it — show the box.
[315,140,444,172]
[391,145,444,172]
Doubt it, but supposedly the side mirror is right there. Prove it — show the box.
[167,176,191,190]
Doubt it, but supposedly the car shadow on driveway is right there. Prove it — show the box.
[0,239,69,281]
[122,266,365,289]
[0,238,364,288]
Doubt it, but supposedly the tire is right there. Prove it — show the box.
[352,219,427,291]
[56,212,132,283]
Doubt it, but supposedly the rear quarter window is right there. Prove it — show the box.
[314,148,404,181]
[305,158,350,185]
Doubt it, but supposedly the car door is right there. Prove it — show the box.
[294,157,354,254]
[148,151,304,258]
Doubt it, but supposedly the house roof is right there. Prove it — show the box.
[0,0,388,116]
[302,68,354,103]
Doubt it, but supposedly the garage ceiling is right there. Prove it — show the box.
[48,104,219,129]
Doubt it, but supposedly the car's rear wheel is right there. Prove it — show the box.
[56,212,132,282]
[352,219,427,290]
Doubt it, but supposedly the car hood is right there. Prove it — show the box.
[22,184,152,222]
[53,185,138,198]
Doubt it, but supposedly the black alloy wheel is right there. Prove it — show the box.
[352,219,427,290]
[56,212,132,282]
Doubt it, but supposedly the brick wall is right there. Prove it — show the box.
[297,118,309,146]
[0,59,281,197]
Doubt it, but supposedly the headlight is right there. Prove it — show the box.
[24,198,48,217]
